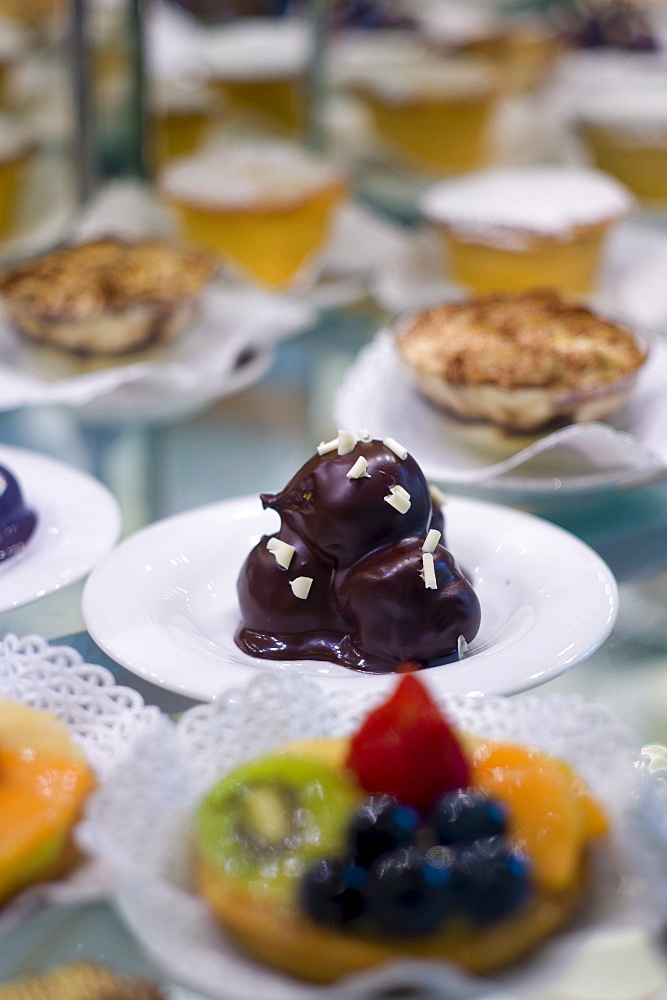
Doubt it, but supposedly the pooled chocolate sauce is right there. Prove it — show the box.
[0,465,37,561]
[235,439,480,673]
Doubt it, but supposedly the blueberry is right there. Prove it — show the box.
[363,846,454,937]
[347,794,420,866]
[299,858,367,928]
[453,836,531,924]
[430,788,507,846]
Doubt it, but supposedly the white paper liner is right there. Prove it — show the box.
[78,671,667,1000]
[0,632,164,936]
[333,328,667,494]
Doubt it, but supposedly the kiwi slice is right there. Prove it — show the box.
[196,753,360,902]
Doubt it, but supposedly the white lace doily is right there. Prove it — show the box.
[0,633,166,936]
[79,671,667,1000]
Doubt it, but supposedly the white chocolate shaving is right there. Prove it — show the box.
[384,491,411,513]
[458,635,468,659]
[289,576,313,600]
[422,552,437,589]
[429,483,447,506]
[317,438,338,455]
[357,428,372,442]
[347,456,370,479]
[422,529,441,553]
[389,484,410,501]
[266,536,295,570]
[383,436,408,460]
[337,429,356,455]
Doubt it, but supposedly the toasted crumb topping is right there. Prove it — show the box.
[0,239,216,321]
[397,289,647,390]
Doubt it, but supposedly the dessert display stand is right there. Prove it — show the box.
[0,0,667,996]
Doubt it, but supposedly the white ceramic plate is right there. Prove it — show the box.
[82,493,617,702]
[0,444,121,612]
[333,329,667,500]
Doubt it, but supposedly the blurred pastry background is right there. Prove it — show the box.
[0,0,665,272]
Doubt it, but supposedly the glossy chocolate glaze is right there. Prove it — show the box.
[0,465,36,561]
[235,439,480,673]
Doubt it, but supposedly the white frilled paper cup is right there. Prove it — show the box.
[78,670,667,1000]
[0,632,167,936]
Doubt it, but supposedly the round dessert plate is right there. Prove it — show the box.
[334,329,667,500]
[0,444,122,612]
[82,493,617,702]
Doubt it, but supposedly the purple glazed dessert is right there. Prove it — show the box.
[0,464,36,561]
[235,432,480,673]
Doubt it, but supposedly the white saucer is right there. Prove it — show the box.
[334,329,667,499]
[82,493,617,702]
[0,444,121,612]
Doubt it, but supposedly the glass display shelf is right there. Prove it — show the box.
[0,299,666,999]
[0,301,666,739]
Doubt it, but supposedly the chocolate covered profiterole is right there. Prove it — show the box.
[235,432,480,673]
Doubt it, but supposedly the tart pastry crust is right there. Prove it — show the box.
[396,289,647,432]
[0,238,216,356]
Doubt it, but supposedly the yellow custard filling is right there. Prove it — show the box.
[363,91,496,172]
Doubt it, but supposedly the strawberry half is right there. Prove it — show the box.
[345,674,470,813]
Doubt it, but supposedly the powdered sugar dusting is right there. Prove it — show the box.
[201,17,309,80]
[576,85,667,141]
[160,139,344,208]
[421,166,633,243]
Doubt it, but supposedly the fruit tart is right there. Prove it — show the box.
[0,698,96,906]
[194,674,610,983]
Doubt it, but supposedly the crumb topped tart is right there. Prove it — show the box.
[396,289,647,433]
[0,238,216,356]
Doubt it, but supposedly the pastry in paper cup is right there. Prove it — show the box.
[78,671,667,1000]
[395,289,648,451]
[575,78,667,205]
[420,165,634,295]
[332,31,499,174]
[200,18,309,132]
[160,138,348,288]
[0,633,162,930]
